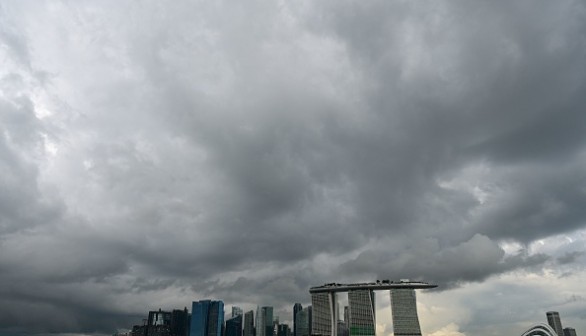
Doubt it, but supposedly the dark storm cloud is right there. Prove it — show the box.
[1,0,586,334]
[338,234,551,288]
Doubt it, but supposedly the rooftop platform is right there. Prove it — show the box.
[309,280,437,293]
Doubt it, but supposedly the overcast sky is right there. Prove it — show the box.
[1,1,586,335]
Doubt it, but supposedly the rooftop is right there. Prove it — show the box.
[309,279,437,293]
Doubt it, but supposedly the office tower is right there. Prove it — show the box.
[348,290,375,336]
[390,289,422,336]
[256,307,274,336]
[171,308,190,336]
[547,312,564,336]
[226,314,243,336]
[563,328,577,336]
[343,307,349,325]
[191,300,225,336]
[293,303,303,336]
[233,307,244,318]
[277,324,291,336]
[311,292,338,336]
[244,310,255,336]
[296,307,310,336]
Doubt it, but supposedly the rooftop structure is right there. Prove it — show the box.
[309,280,437,294]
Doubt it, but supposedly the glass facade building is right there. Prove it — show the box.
[190,300,225,336]
[547,312,564,336]
[293,303,303,336]
[226,315,243,336]
[295,307,310,336]
[244,310,255,336]
[256,306,274,336]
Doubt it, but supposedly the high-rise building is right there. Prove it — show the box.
[547,312,564,336]
[390,289,422,336]
[190,300,225,336]
[294,303,303,336]
[277,324,291,336]
[171,308,190,336]
[233,307,244,318]
[244,310,255,336]
[311,292,338,336]
[563,328,578,336]
[226,314,243,336]
[256,307,274,336]
[348,290,375,336]
[296,307,310,336]
[343,307,349,325]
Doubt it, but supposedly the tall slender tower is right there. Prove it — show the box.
[546,311,564,336]
[390,289,422,336]
[348,290,376,336]
[244,310,255,336]
[256,307,274,336]
[296,307,310,336]
[294,303,303,336]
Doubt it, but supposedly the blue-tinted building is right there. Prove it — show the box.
[190,300,225,336]
[226,314,243,336]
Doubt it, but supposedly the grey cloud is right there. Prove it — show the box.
[338,234,550,289]
[557,251,586,265]
[1,0,586,334]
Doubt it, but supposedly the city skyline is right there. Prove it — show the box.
[123,298,580,336]
[1,1,586,336]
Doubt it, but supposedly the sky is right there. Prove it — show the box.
[1,0,586,335]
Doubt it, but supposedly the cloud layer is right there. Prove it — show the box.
[1,1,586,335]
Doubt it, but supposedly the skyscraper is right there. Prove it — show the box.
[277,324,291,336]
[547,312,564,336]
[256,307,274,336]
[348,290,375,336]
[171,308,190,336]
[296,307,310,336]
[244,310,255,336]
[390,289,422,336]
[190,300,225,336]
[226,314,243,336]
[293,303,303,336]
[311,292,338,336]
